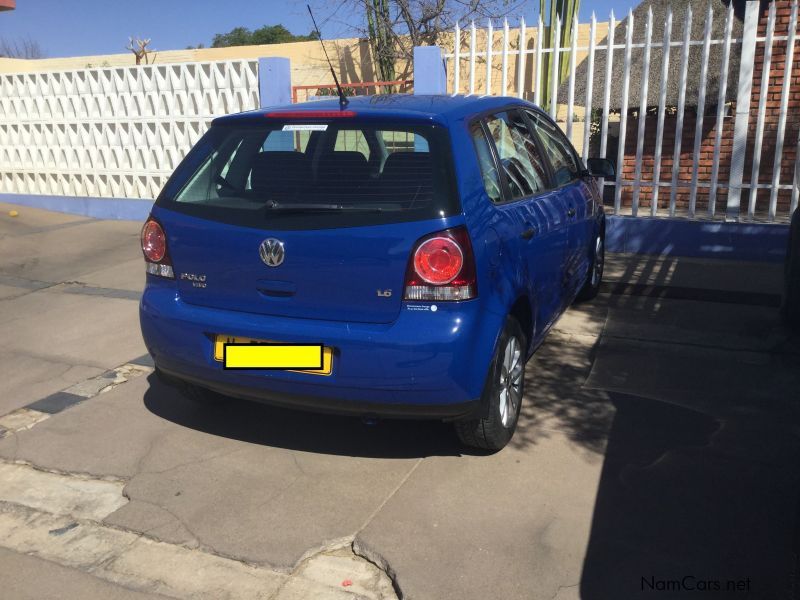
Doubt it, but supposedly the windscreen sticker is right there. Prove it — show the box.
[281,124,328,131]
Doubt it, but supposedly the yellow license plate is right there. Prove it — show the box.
[214,335,333,375]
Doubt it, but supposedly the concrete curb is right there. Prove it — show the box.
[0,359,154,437]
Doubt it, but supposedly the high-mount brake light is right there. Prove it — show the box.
[141,218,174,279]
[404,227,477,302]
[265,110,356,119]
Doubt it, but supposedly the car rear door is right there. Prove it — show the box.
[472,110,569,336]
[524,109,594,298]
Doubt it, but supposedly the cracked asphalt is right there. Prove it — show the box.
[1,202,799,599]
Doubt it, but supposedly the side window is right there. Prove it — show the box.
[483,111,548,200]
[178,135,250,201]
[470,122,502,203]
[526,111,581,187]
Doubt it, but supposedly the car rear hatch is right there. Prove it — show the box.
[160,212,464,323]
[152,113,459,325]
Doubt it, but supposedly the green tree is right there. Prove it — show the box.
[211,25,316,48]
[539,0,580,113]
[365,0,395,85]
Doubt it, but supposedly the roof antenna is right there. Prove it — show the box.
[307,5,349,110]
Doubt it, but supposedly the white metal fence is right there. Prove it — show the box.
[443,0,800,223]
[0,60,259,200]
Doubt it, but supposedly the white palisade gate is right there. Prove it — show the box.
[0,60,260,200]
[443,0,800,223]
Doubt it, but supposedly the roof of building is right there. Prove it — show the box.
[568,0,746,110]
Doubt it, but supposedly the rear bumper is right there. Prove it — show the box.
[156,364,481,419]
[140,284,502,418]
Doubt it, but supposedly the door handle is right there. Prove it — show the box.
[567,207,576,218]
[520,227,536,240]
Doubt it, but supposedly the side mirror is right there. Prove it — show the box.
[586,158,615,178]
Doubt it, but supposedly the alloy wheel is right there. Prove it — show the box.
[591,236,604,288]
[498,336,523,428]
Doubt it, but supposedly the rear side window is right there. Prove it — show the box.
[470,122,502,203]
[526,110,581,186]
[159,121,458,230]
[482,111,548,201]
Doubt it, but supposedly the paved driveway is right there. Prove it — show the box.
[0,203,798,599]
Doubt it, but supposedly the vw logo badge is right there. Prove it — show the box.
[259,238,285,267]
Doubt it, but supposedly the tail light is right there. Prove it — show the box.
[141,218,174,279]
[404,226,477,301]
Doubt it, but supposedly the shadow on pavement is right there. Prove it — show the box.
[576,256,800,599]
[581,391,800,599]
[142,253,800,598]
[143,372,469,459]
[506,254,800,598]
[511,331,613,454]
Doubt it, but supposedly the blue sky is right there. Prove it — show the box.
[0,0,637,59]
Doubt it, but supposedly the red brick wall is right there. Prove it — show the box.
[618,0,799,220]
[620,111,734,215]
[748,0,800,217]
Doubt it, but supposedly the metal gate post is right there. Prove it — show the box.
[727,1,760,221]
[259,57,293,150]
[259,57,291,107]
[413,46,447,95]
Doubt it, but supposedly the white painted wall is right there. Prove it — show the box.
[0,60,259,200]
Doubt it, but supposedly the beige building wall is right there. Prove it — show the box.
[0,37,391,91]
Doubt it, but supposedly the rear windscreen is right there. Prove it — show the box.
[157,121,458,230]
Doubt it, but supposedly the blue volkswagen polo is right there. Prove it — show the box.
[139,95,611,450]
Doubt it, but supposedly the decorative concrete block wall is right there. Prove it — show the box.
[0,60,259,200]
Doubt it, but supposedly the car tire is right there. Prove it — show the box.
[781,209,800,332]
[575,228,605,302]
[454,317,527,451]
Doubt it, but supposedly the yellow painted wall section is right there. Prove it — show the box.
[0,37,405,89]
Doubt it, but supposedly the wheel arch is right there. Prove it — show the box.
[509,294,535,357]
